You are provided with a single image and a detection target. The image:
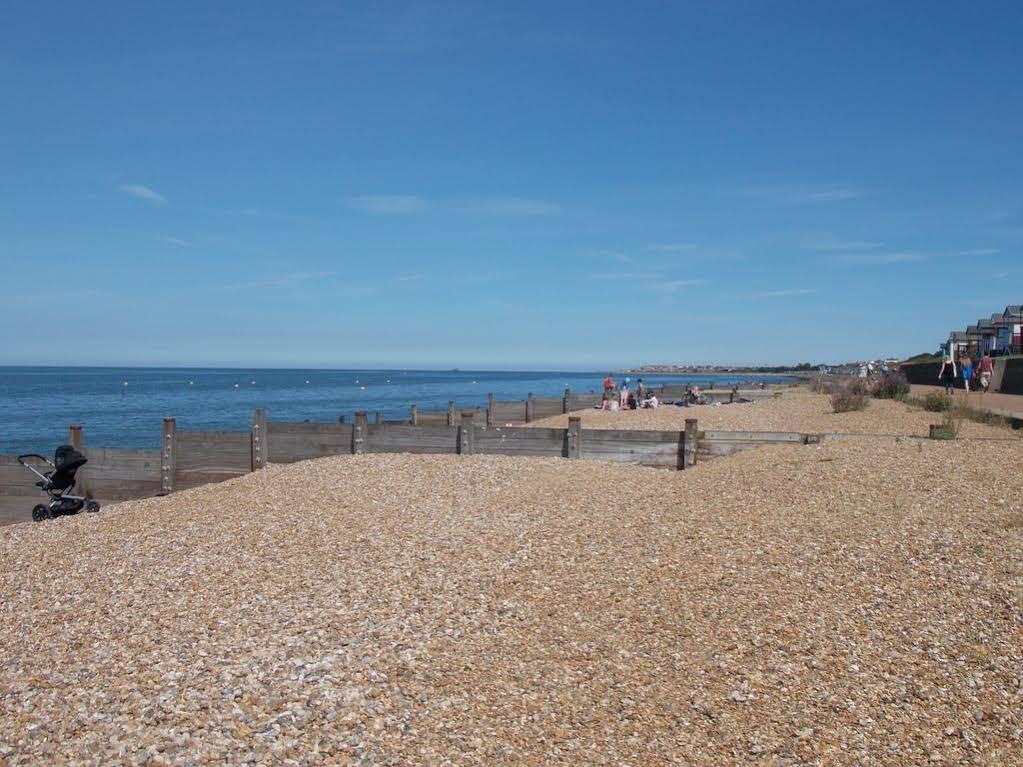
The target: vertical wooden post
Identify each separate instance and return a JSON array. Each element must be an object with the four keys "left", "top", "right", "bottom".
[
  {"left": 68, "top": 426, "right": 86, "bottom": 495},
  {"left": 338, "top": 415, "right": 346, "bottom": 424},
  {"left": 487, "top": 393, "right": 495, "bottom": 427},
  {"left": 374, "top": 411, "right": 382, "bottom": 425},
  {"left": 563, "top": 388, "right": 571, "bottom": 413},
  {"left": 526, "top": 393, "right": 535, "bottom": 423},
  {"left": 459, "top": 411, "right": 475, "bottom": 455},
  {"left": 567, "top": 416, "right": 582, "bottom": 458},
  {"left": 352, "top": 412, "right": 367, "bottom": 454},
  {"left": 409, "top": 405, "right": 417, "bottom": 426},
  {"left": 161, "top": 418, "right": 176, "bottom": 494},
  {"left": 447, "top": 401, "right": 456, "bottom": 427},
  {"left": 683, "top": 418, "right": 698, "bottom": 469},
  {"left": 252, "top": 409, "right": 268, "bottom": 470}
]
